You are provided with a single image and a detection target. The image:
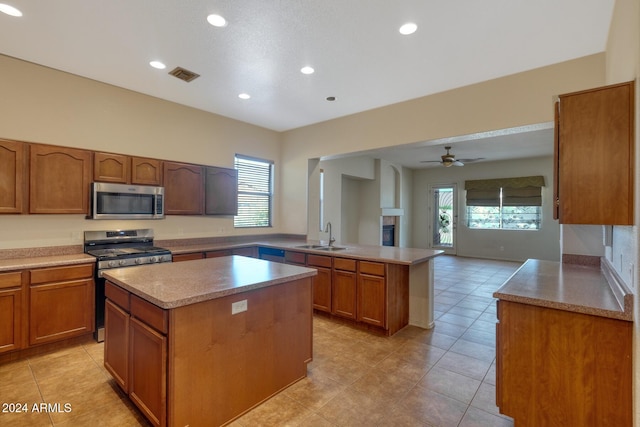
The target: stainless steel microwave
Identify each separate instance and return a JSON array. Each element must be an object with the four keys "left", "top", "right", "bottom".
[{"left": 90, "top": 183, "right": 165, "bottom": 220}]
